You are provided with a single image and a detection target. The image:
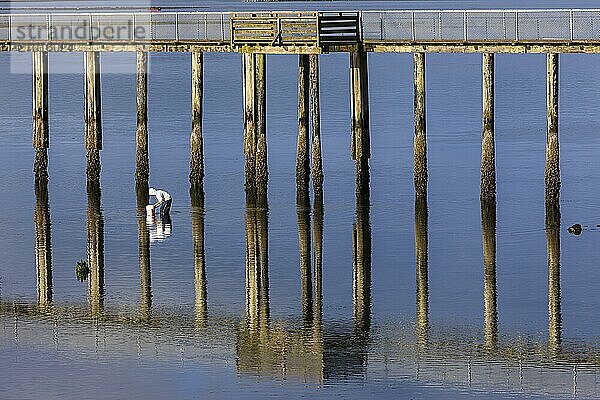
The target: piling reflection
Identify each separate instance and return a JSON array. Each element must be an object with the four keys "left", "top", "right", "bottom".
[
  {"left": 353, "top": 184, "right": 371, "bottom": 335},
  {"left": 237, "top": 195, "right": 270, "bottom": 374},
  {"left": 34, "top": 179, "right": 52, "bottom": 305},
  {"left": 415, "top": 196, "right": 429, "bottom": 347},
  {"left": 312, "top": 194, "right": 324, "bottom": 329},
  {"left": 191, "top": 186, "right": 207, "bottom": 328},
  {"left": 86, "top": 181, "right": 104, "bottom": 315},
  {"left": 481, "top": 199, "right": 498, "bottom": 350},
  {"left": 136, "top": 183, "right": 151, "bottom": 318},
  {"left": 297, "top": 195, "right": 313, "bottom": 323},
  {"left": 237, "top": 193, "right": 330, "bottom": 382},
  {"left": 244, "top": 195, "right": 270, "bottom": 332},
  {"left": 546, "top": 200, "right": 561, "bottom": 355}
]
